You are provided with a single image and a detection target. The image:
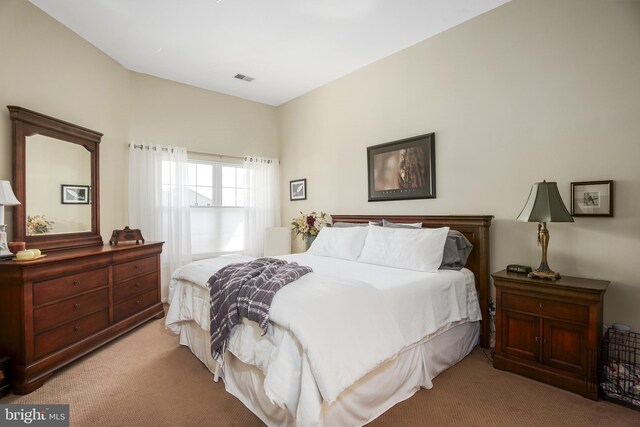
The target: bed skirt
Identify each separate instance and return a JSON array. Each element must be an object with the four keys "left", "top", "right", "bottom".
[{"left": 177, "top": 320, "right": 479, "bottom": 427}]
